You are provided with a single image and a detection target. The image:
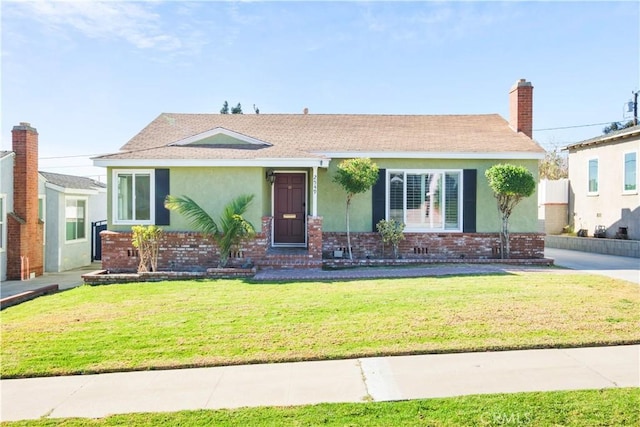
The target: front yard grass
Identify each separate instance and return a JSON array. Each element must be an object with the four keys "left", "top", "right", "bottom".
[
  {"left": 2, "top": 388, "right": 638, "bottom": 426},
  {"left": 2, "top": 272, "right": 639, "bottom": 378}
]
